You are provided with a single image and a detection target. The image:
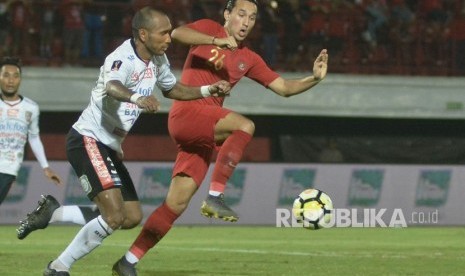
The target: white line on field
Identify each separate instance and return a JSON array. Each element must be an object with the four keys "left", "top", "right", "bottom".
[{"left": 144, "top": 246, "right": 465, "bottom": 260}]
